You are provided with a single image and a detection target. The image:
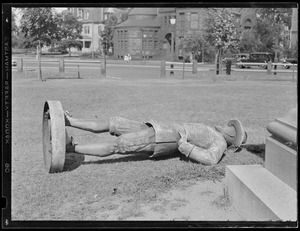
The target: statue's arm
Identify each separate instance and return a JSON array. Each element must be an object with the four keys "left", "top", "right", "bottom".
[{"left": 178, "top": 138, "right": 227, "bottom": 165}]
